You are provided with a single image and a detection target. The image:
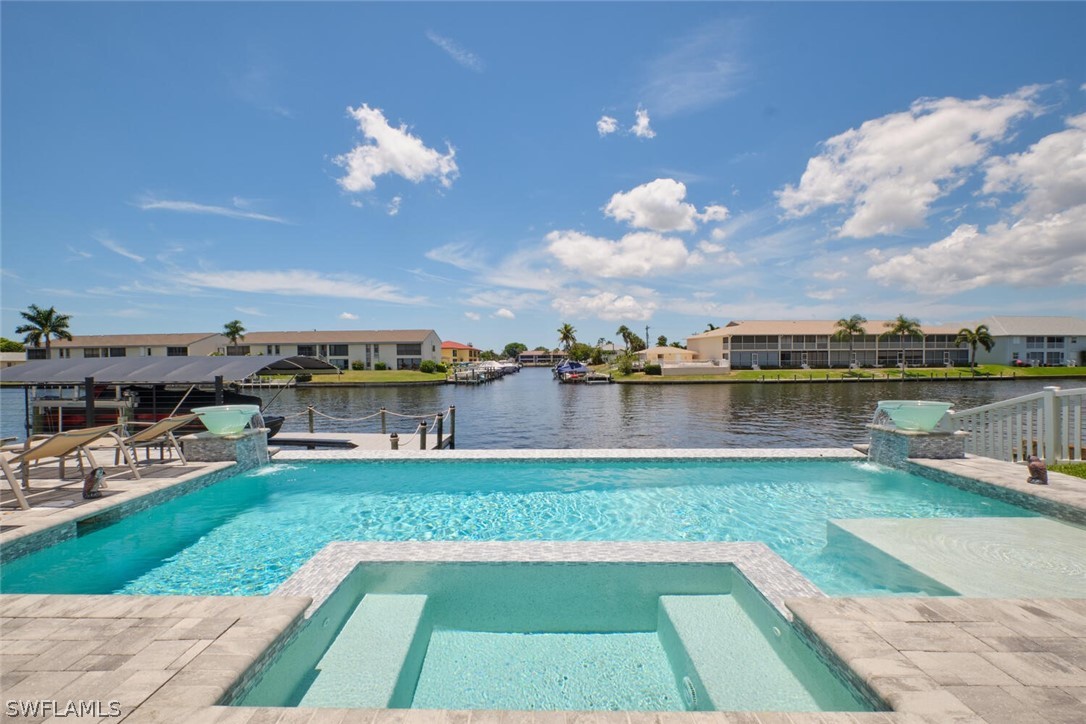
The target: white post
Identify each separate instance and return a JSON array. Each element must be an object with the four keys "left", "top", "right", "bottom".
[{"left": 1042, "top": 386, "right": 1060, "bottom": 465}]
